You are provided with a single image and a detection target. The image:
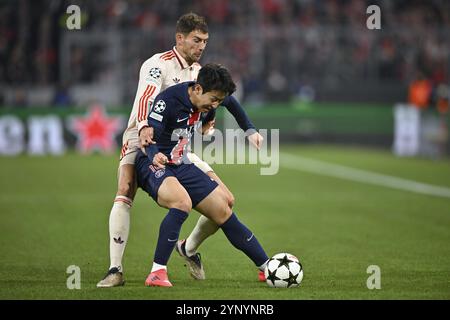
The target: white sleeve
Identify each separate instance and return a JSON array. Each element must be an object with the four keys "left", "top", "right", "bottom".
[{"left": 135, "top": 57, "right": 165, "bottom": 133}]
